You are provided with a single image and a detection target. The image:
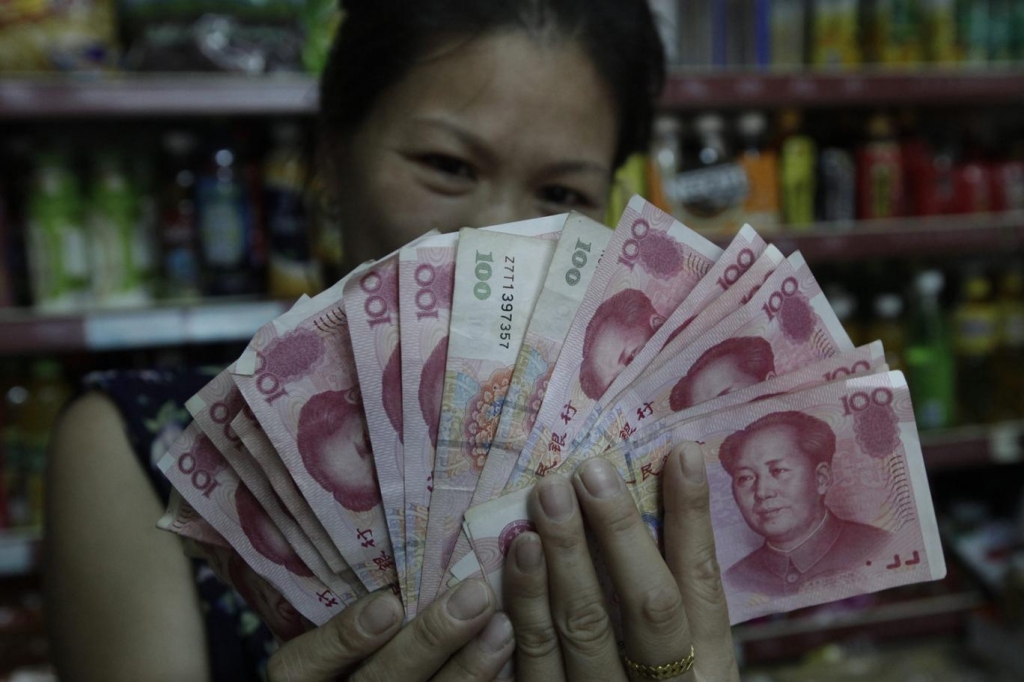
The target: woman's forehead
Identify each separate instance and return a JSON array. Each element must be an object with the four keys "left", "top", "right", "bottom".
[{"left": 369, "top": 31, "right": 616, "bottom": 159}]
